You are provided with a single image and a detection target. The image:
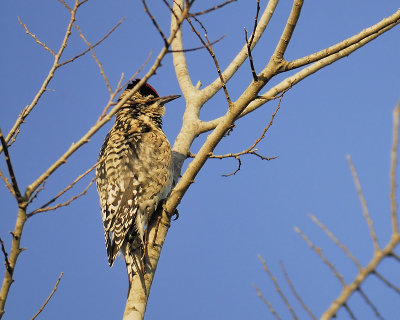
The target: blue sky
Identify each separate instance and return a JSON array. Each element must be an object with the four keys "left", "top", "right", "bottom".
[{"left": 1, "top": 1, "right": 400, "bottom": 319}]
